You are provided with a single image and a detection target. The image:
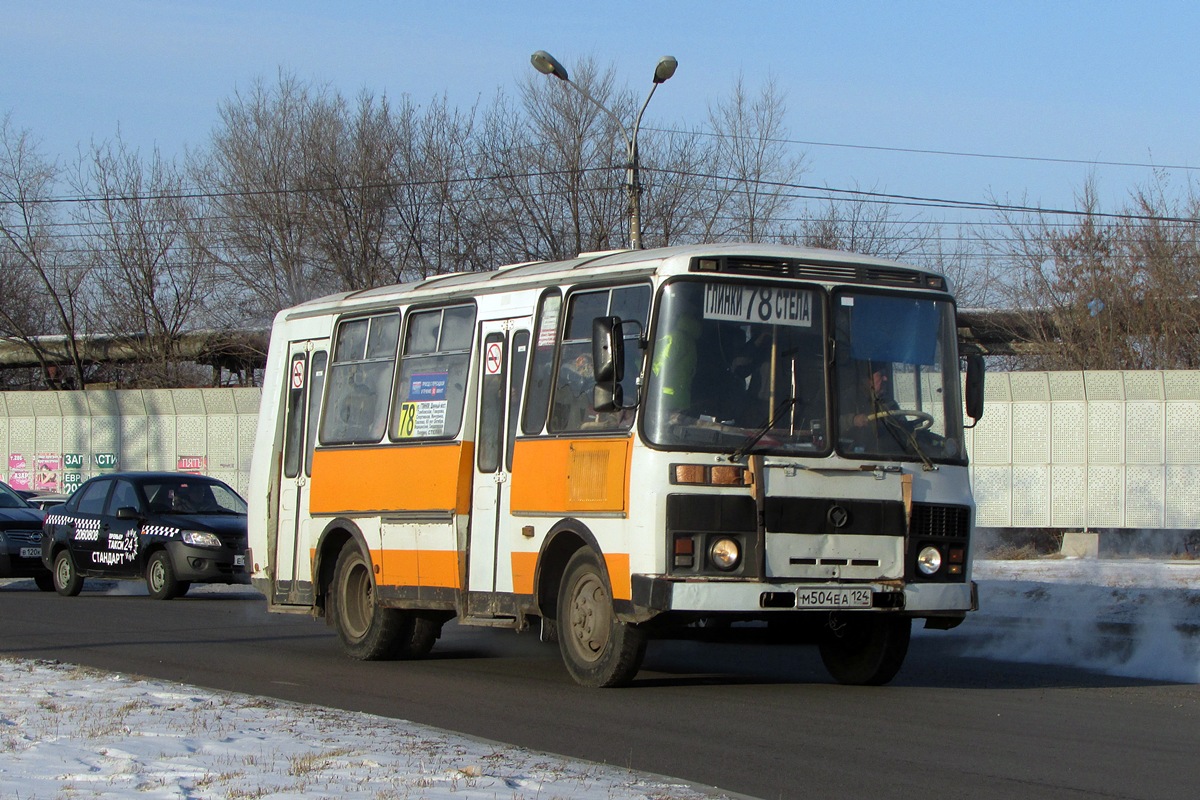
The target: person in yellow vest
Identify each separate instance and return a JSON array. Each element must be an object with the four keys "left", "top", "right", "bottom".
[{"left": 651, "top": 313, "right": 702, "bottom": 417}]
